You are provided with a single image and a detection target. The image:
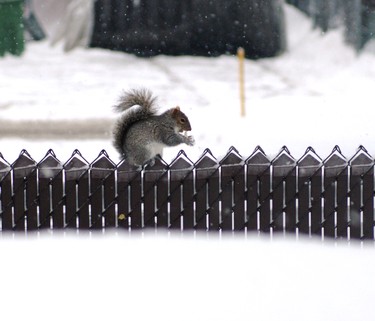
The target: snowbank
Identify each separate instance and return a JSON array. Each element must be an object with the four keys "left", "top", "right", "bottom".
[{"left": 1, "top": 232, "right": 374, "bottom": 321}]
